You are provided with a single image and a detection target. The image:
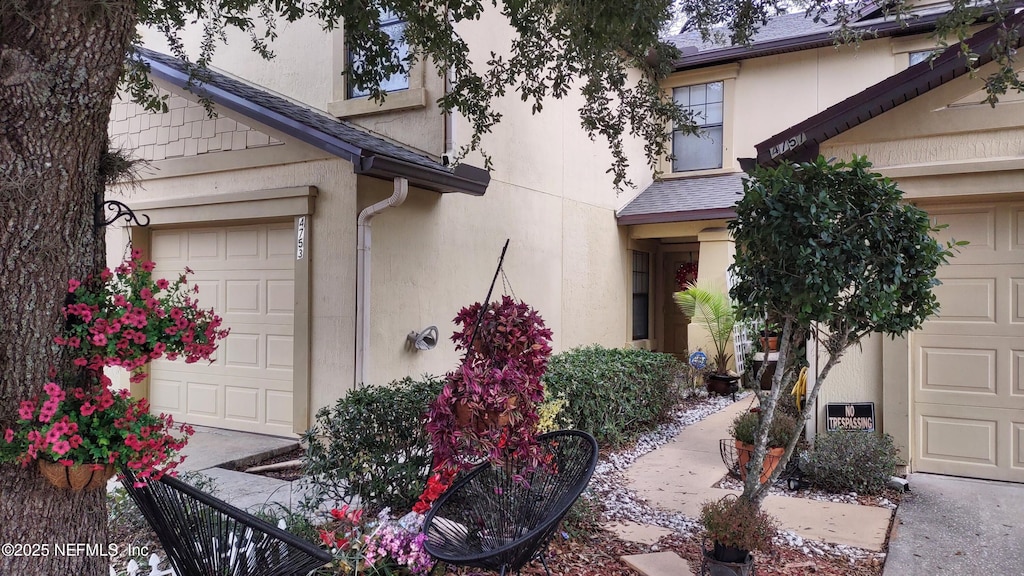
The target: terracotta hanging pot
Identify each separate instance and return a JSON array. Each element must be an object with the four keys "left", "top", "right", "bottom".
[
  {"left": 37, "top": 460, "right": 116, "bottom": 491},
  {"left": 454, "top": 396, "right": 519, "bottom": 433}
]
